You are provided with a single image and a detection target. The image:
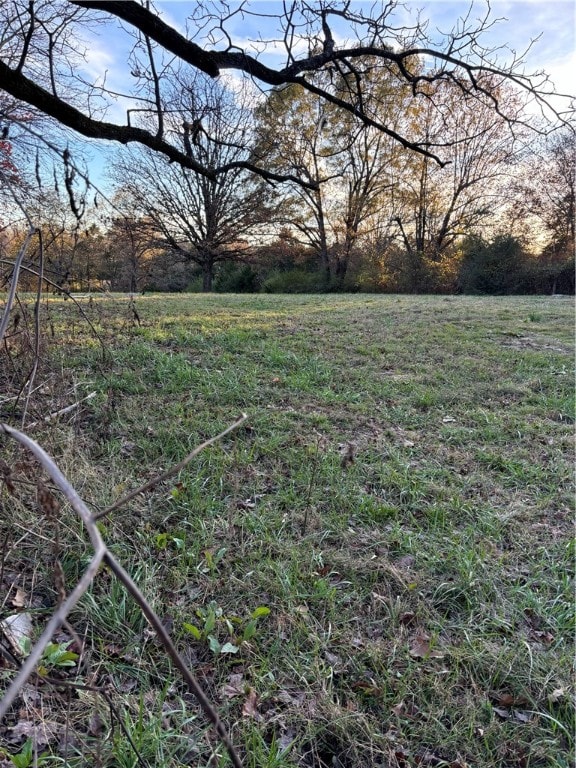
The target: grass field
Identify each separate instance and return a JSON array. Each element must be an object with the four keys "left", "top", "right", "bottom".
[{"left": 1, "top": 293, "right": 574, "bottom": 768}]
